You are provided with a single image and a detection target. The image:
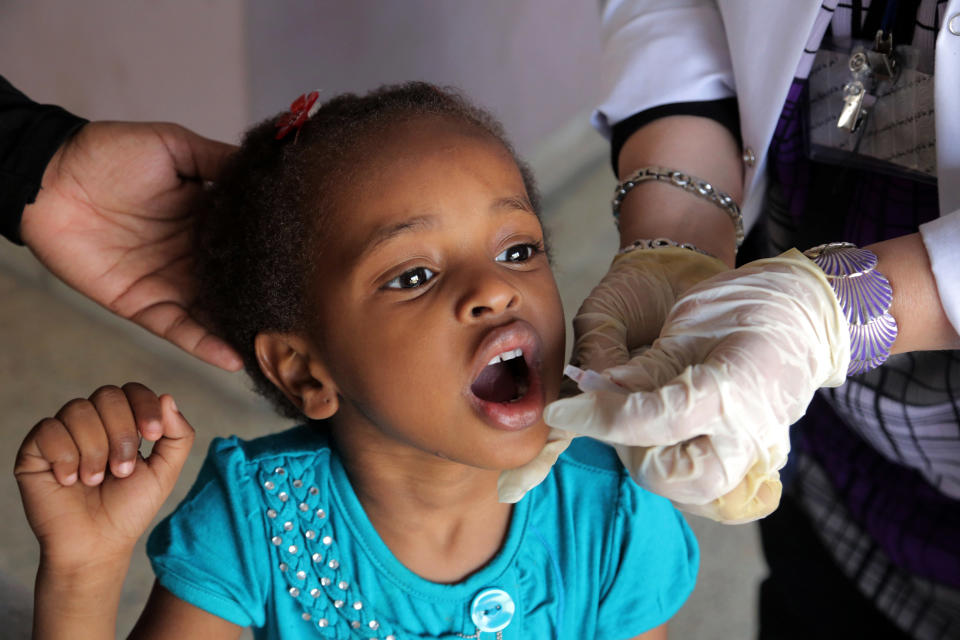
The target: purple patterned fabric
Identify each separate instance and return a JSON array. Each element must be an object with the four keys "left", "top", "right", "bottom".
[
  {"left": 797, "top": 398, "right": 960, "bottom": 588},
  {"left": 769, "top": 81, "right": 814, "bottom": 221}
]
